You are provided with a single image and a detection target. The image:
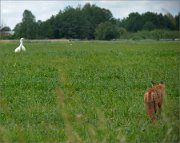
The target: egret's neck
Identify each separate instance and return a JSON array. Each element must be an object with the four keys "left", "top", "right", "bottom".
[{"left": 20, "top": 39, "right": 23, "bottom": 44}]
